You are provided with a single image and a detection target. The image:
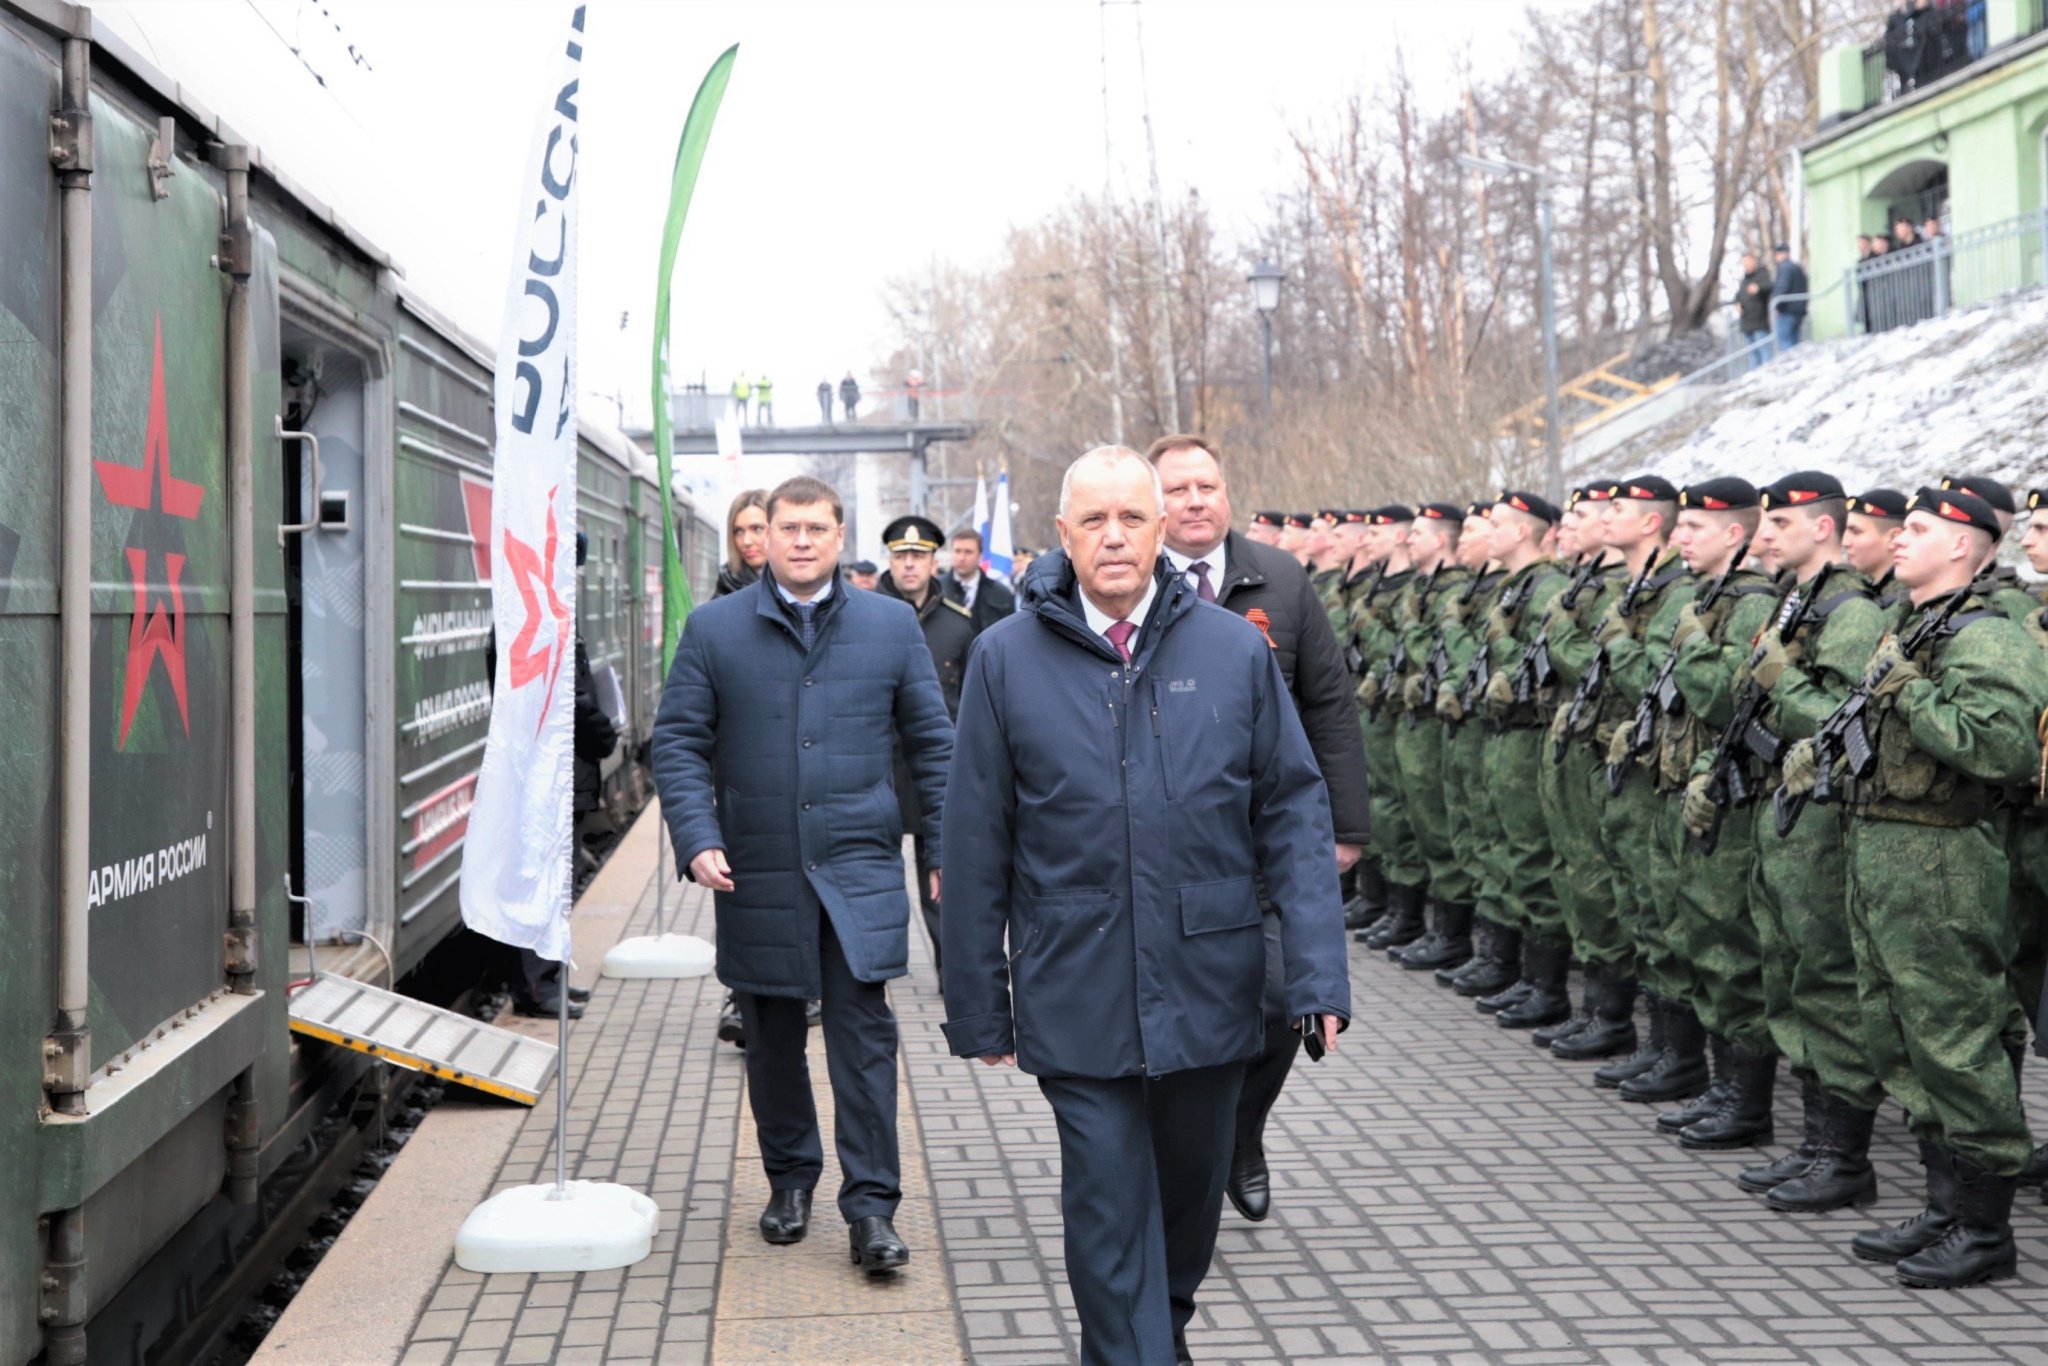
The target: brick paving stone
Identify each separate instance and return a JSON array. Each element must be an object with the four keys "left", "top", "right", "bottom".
[{"left": 389, "top": 827, "right": 2048, "bottom": 1364}]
